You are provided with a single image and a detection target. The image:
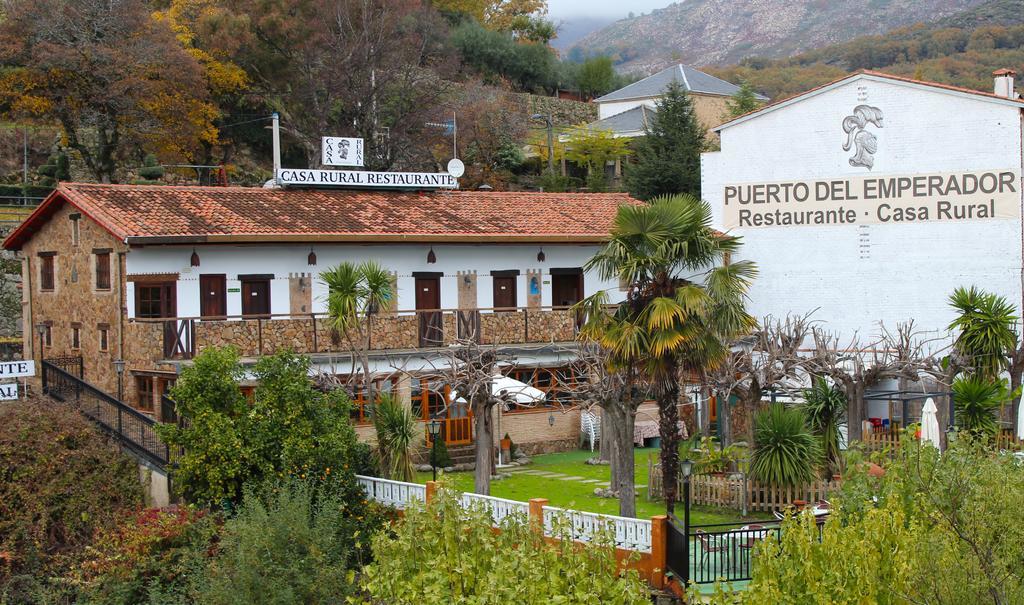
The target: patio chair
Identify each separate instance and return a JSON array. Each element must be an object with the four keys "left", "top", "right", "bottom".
[
  {"left": 736, "top": 524, "right": 765, "bottom": 566},
  {"left": 695, "top": 530, "right": 730, "bottom": 573}
]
